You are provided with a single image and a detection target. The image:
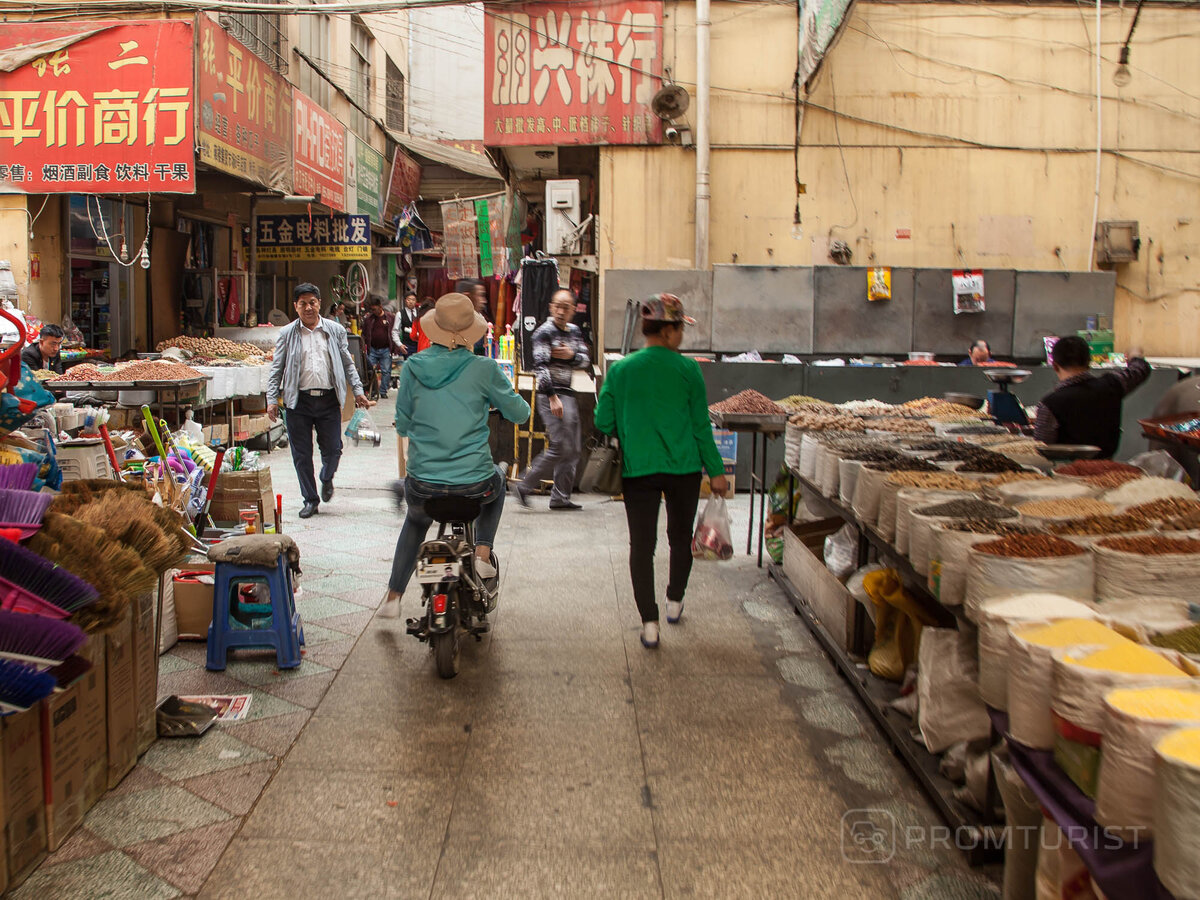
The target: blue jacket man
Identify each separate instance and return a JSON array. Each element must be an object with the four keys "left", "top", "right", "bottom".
[{"left": 267, "top": 282, "right": 368, "bottom": 518}]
